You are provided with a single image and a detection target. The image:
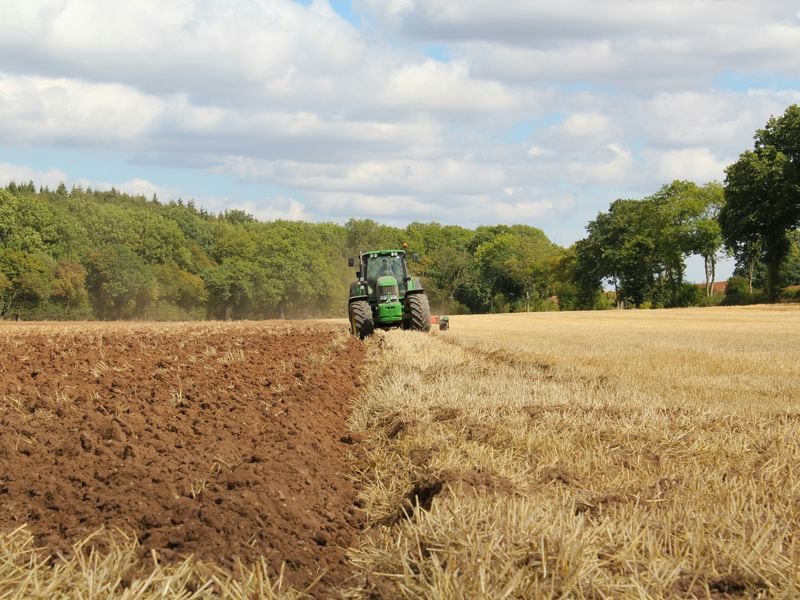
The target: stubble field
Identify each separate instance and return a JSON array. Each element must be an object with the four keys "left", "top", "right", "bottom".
[
  {"left": 352, "top": 305, "right": 800, "bottom": 598},
  {"left": 1, "top": 306, "right": 799, "bottom": 598}
]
